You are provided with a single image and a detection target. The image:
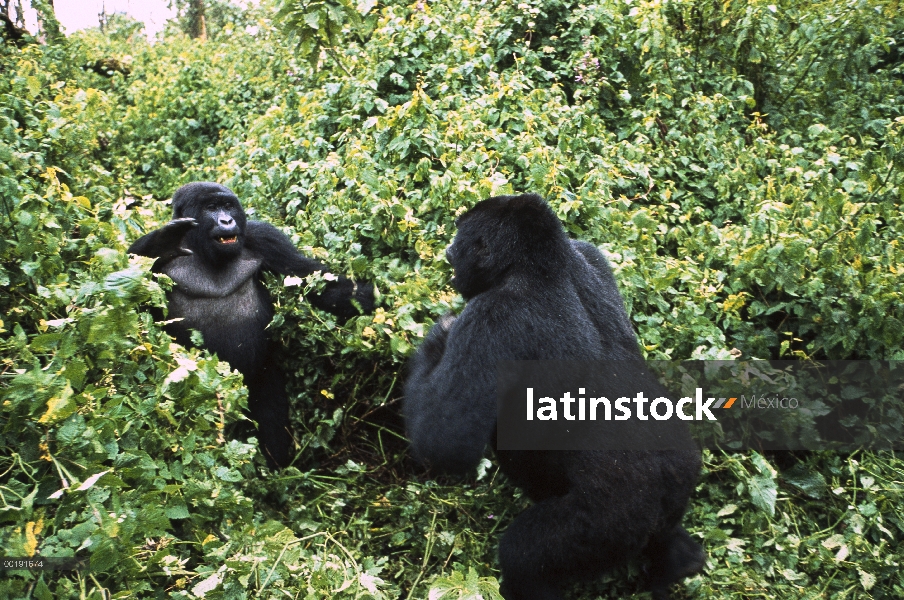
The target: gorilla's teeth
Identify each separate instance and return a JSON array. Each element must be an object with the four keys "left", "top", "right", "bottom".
[{"left": 218, "top": 237, "right": 238, "bottom": 244}]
